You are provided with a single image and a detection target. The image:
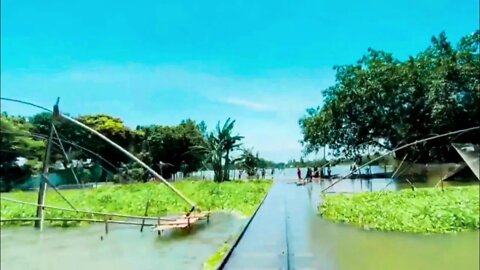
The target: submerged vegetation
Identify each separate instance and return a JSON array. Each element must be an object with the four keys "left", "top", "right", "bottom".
[
  {"left": 319, "top": 186, "right": 480, "bottom": 233},
  {"left": 0, "top": 180, "right": 272, "bottom": 227},
  {"left": 203, "top": 243, "right": 231, "bottom": 270}
]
